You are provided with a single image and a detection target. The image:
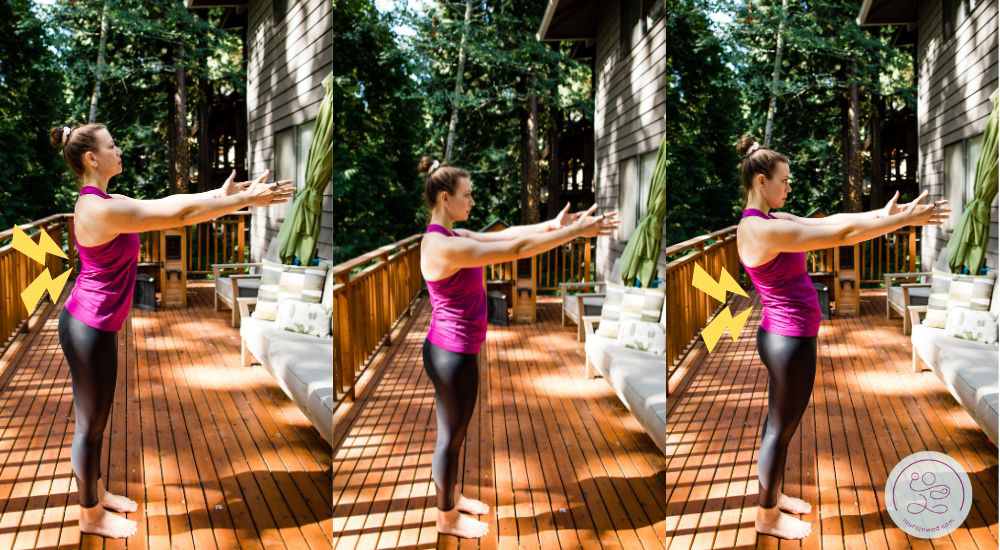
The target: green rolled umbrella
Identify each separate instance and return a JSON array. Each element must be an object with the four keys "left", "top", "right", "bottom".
[
  {"left": 946, "top": 90, "right": 998, "bottom": 275},
  {"left": 620, "top": 137, "right": 666, "bottom": 287},
  {"left": 278, "top": 73, "right": 334, "bottom": 265}
]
